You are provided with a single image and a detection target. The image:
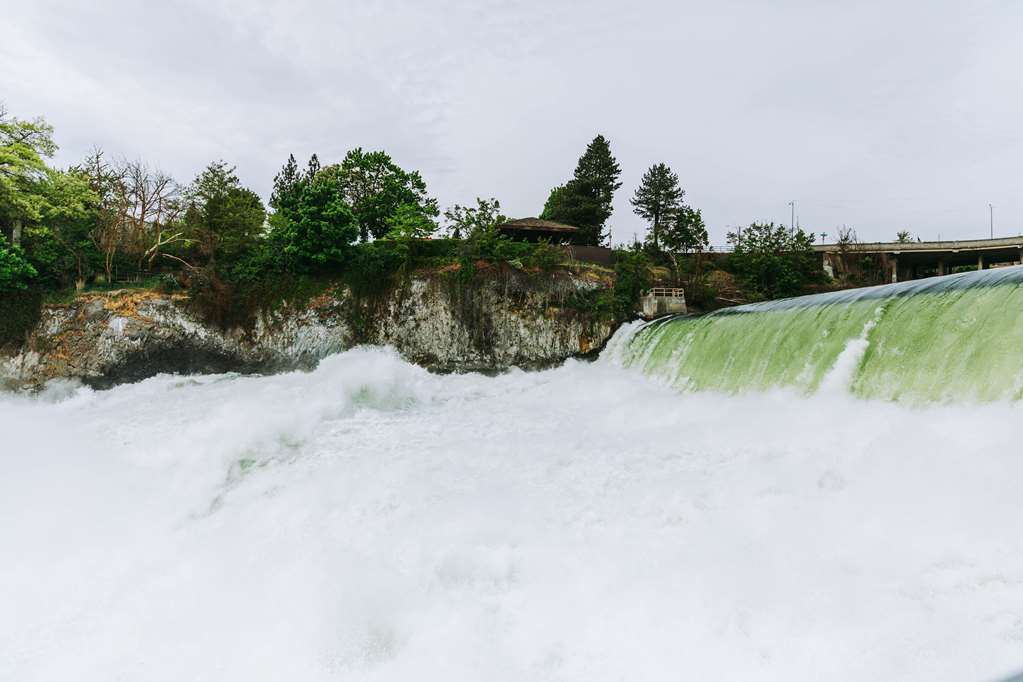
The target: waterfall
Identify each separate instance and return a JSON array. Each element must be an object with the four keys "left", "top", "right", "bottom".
[{"left": 619, "top": 266, "right": 1023, "bottom": 403}]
